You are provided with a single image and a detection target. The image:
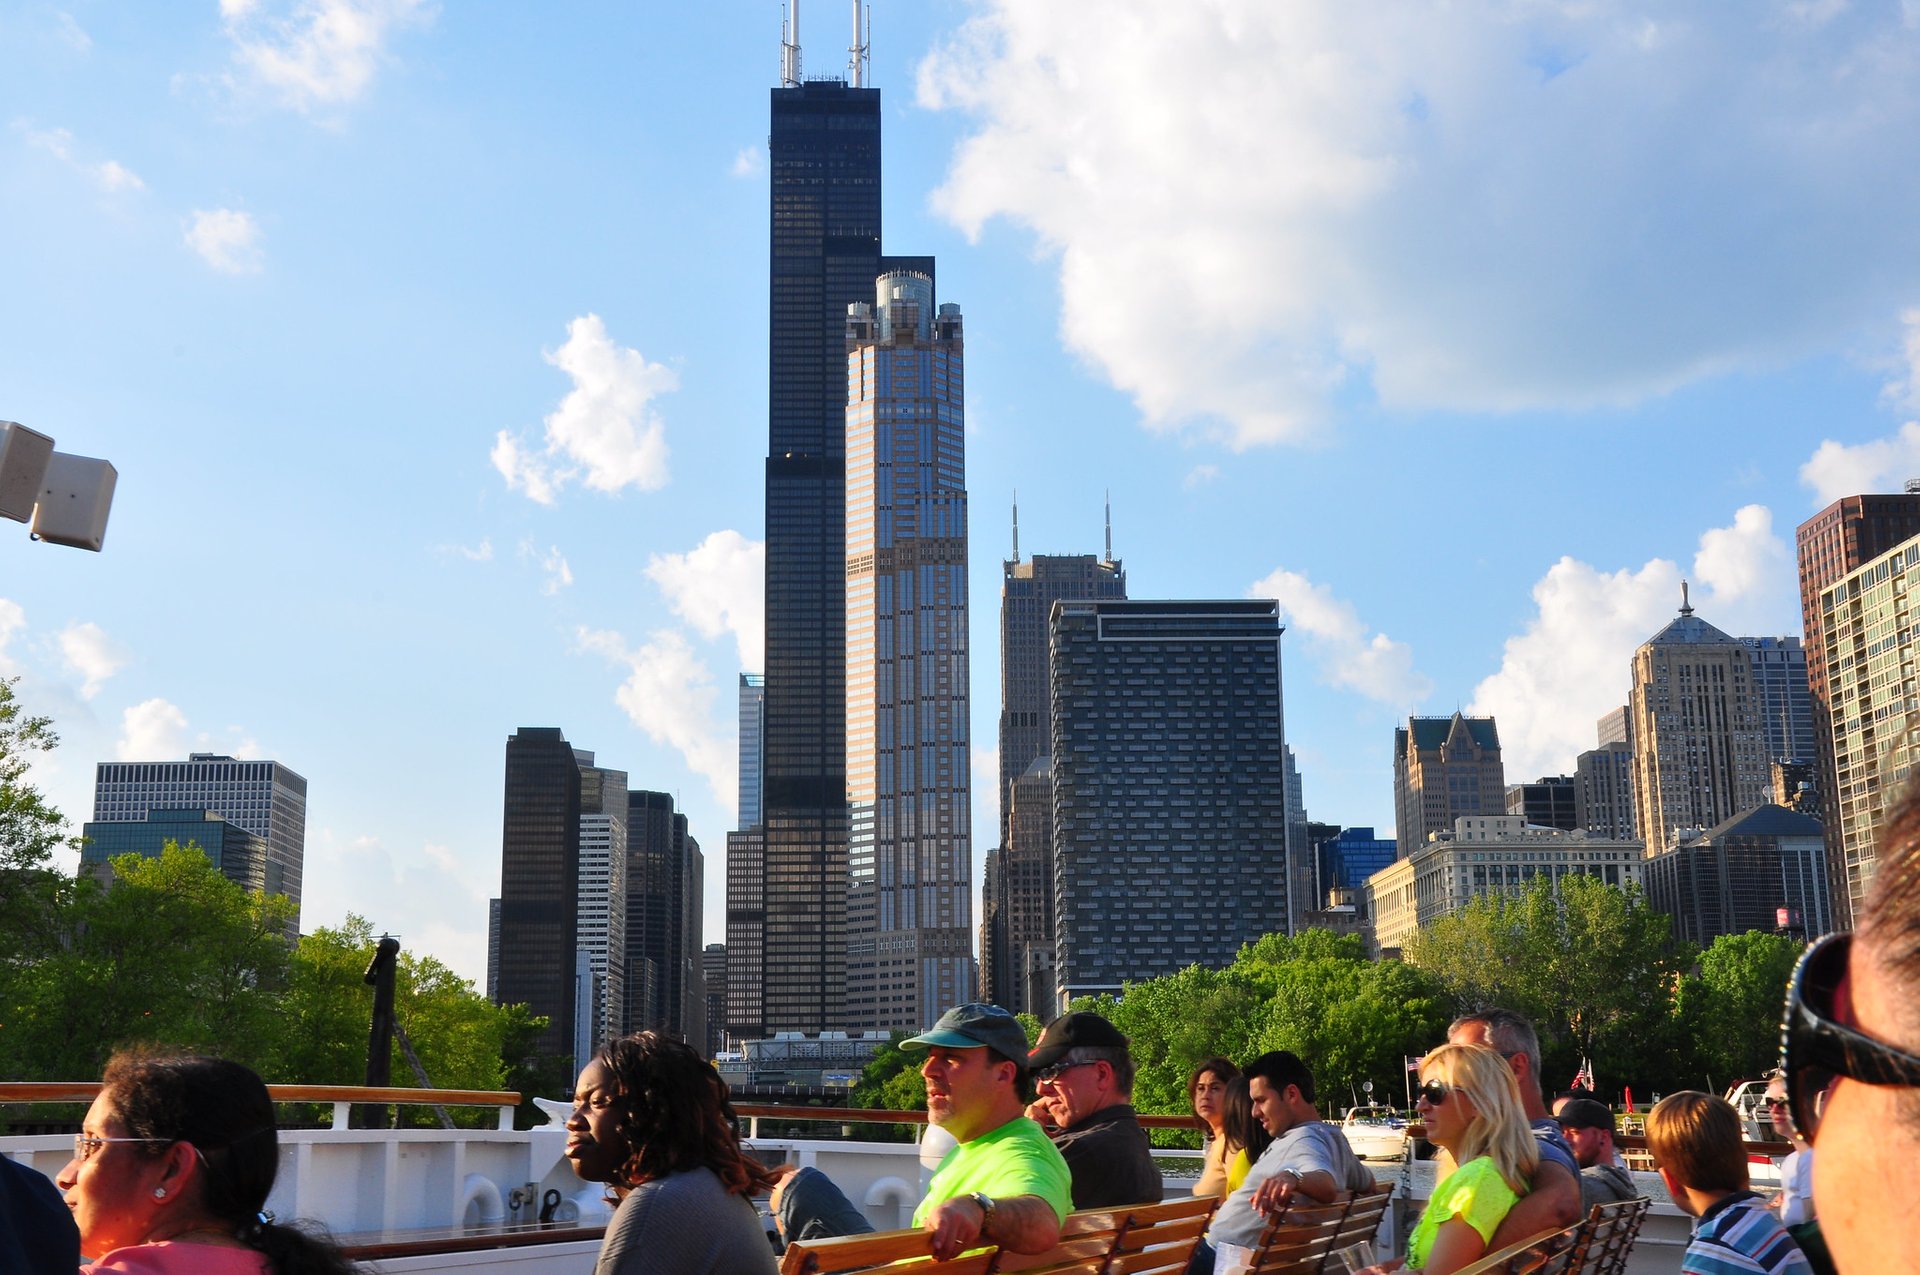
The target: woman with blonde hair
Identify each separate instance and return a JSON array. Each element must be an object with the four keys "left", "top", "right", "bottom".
[{"left": 1363, "top": 1043, "right": 1538, "bottom": 1275}]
